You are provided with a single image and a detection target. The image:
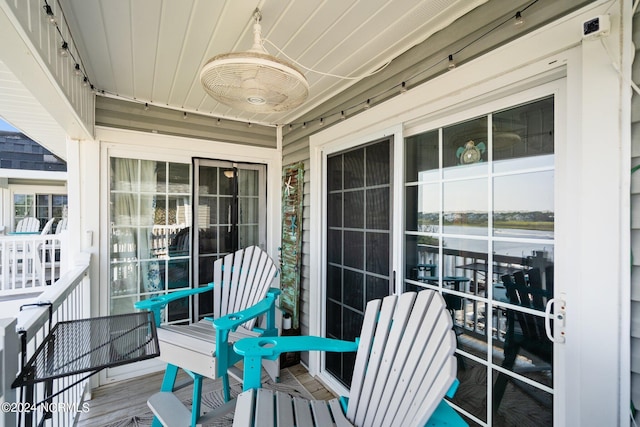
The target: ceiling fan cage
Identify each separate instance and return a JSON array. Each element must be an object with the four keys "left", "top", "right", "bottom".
[{"left": 199, "top": 10, "right": 309, "bottom": 114}]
